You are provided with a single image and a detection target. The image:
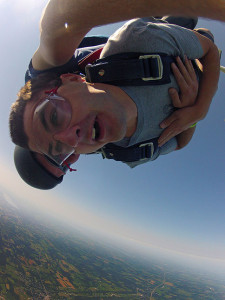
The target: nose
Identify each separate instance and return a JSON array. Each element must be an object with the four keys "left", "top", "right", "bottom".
[{"left": 53, "top": 125, "right": 80, "bottom": 147}]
